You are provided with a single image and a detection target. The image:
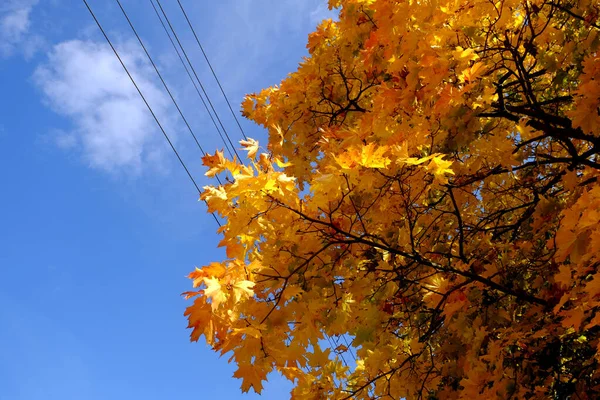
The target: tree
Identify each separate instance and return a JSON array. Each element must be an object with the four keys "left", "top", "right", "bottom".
[{"left": 184, "top": 0, "right": 600, "bottom": 398}]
